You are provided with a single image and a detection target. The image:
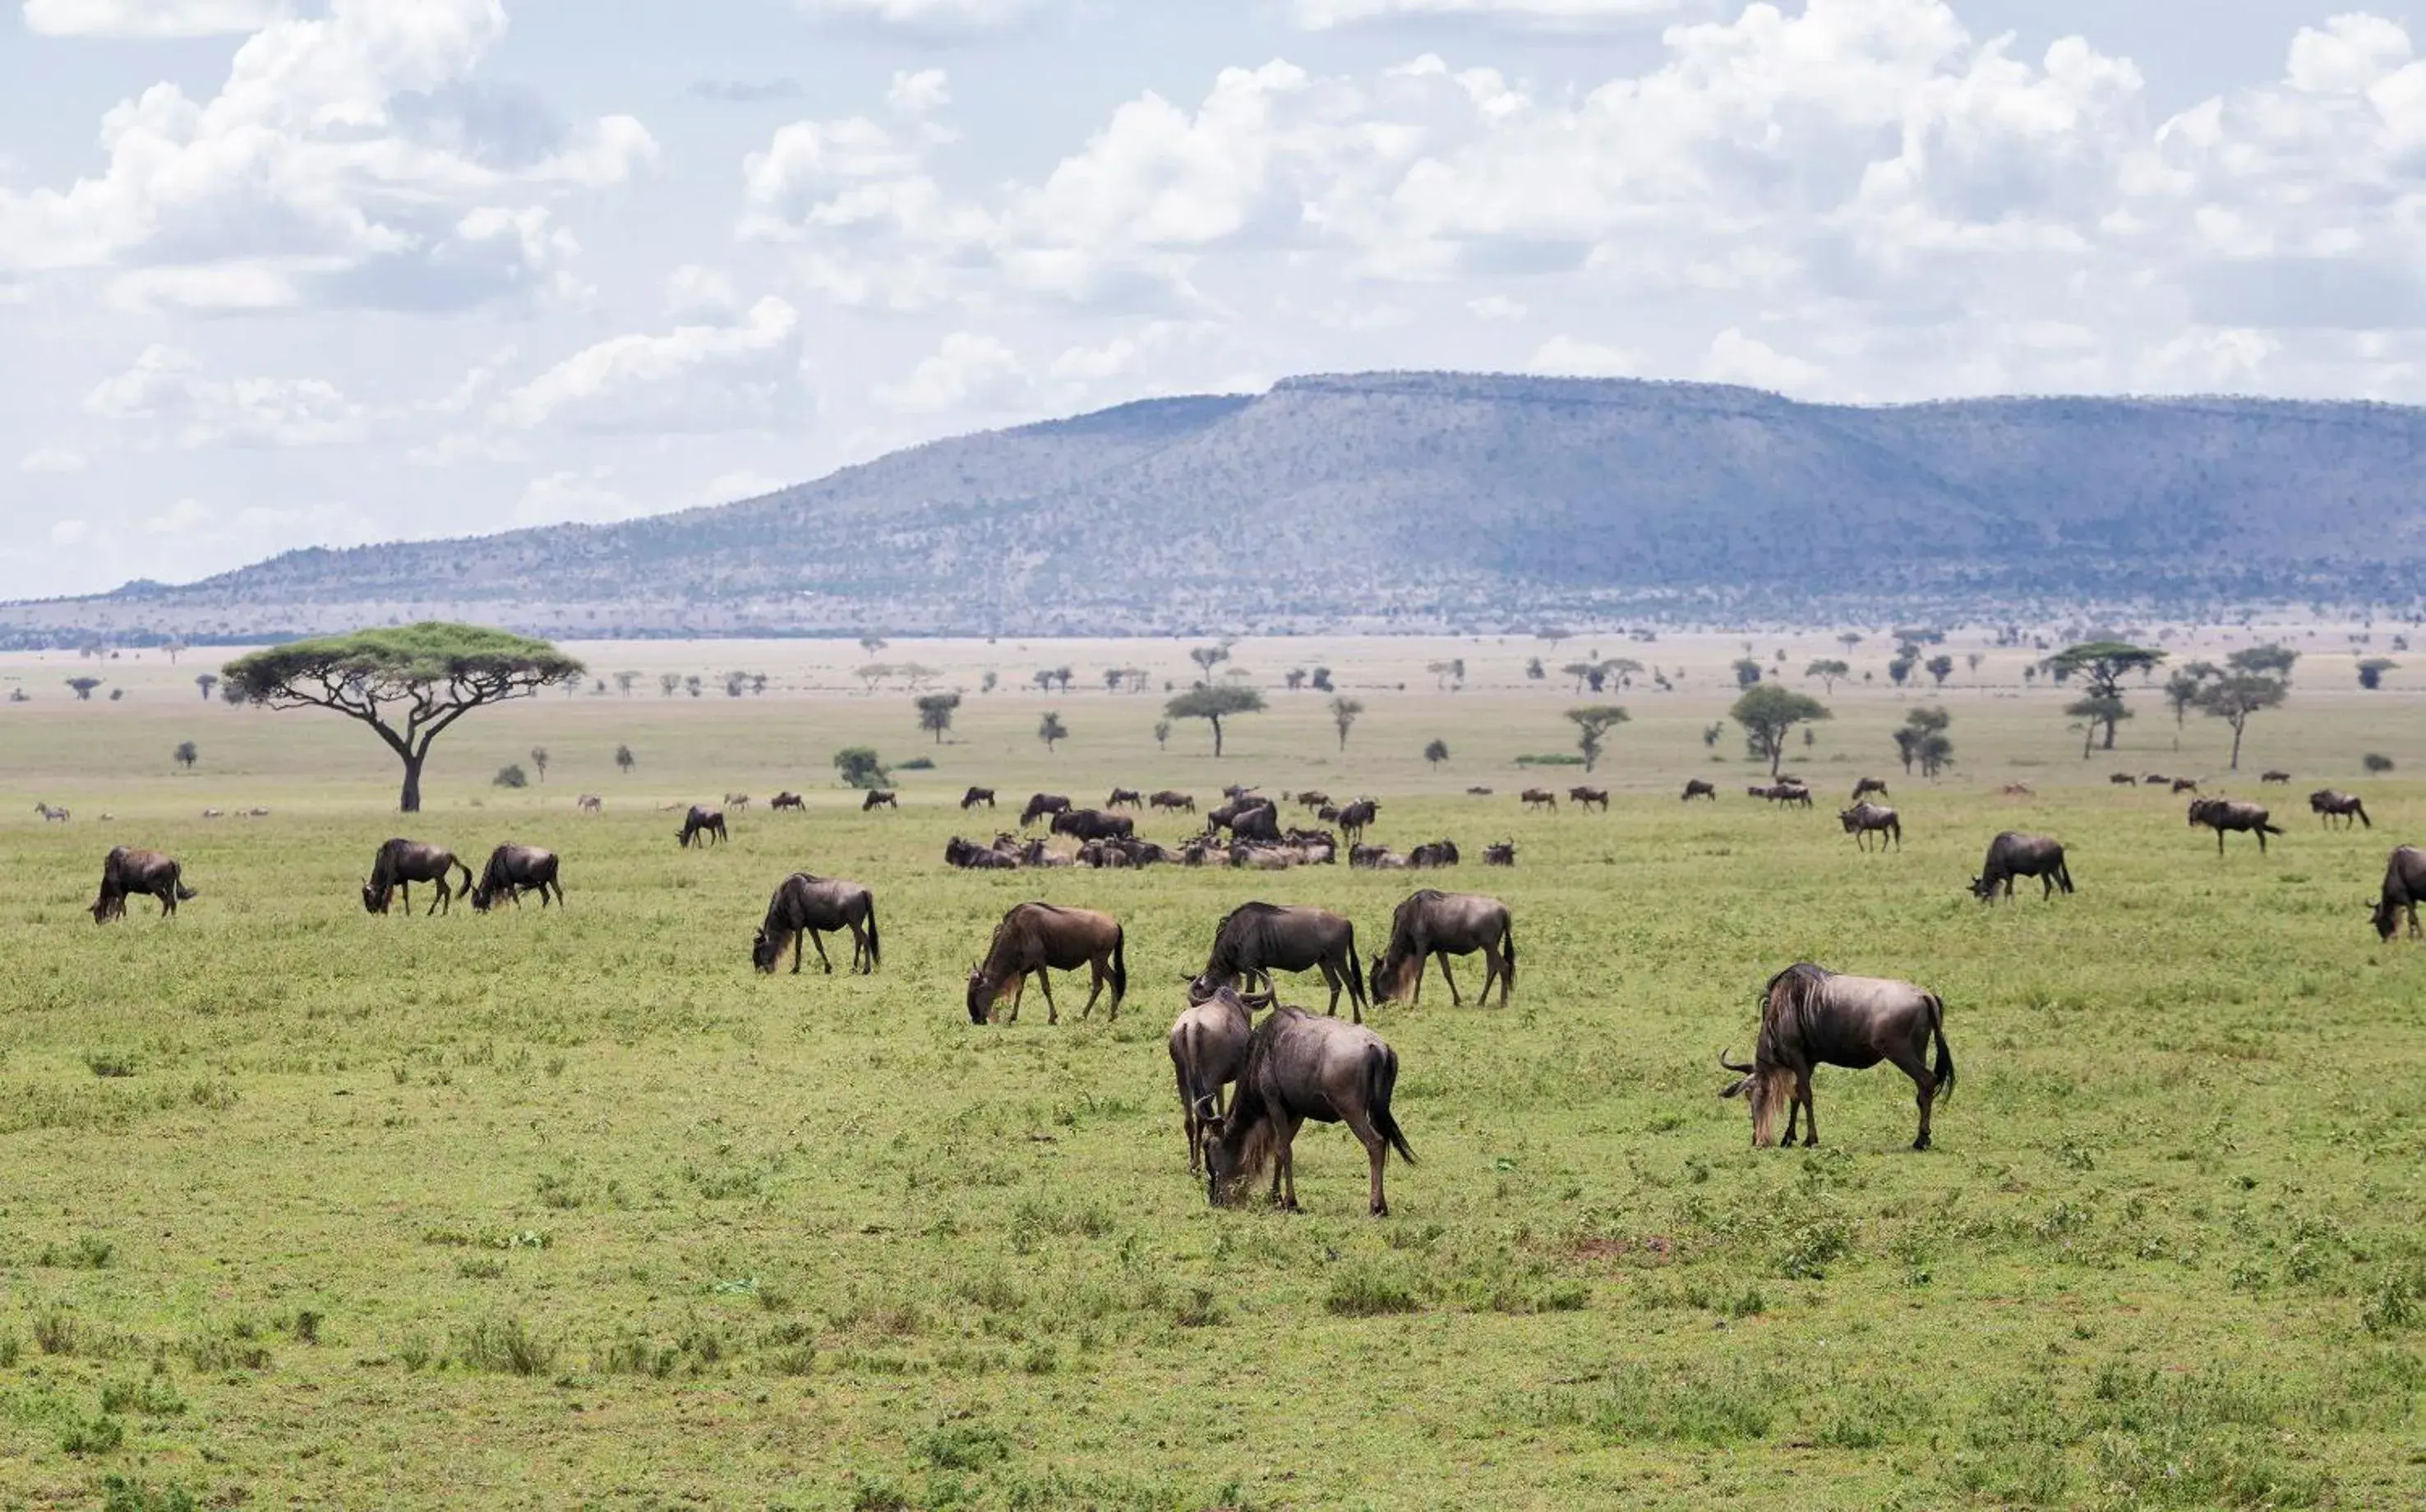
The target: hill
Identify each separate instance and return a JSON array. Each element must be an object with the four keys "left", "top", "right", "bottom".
[{"left": 8, "top": 372, "right": 2424, "bottom": 643}]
